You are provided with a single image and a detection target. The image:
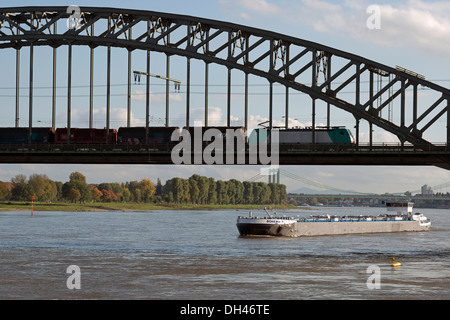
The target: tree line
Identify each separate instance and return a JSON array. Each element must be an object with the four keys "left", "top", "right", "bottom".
[{"left": 0, "top": 172, "right": 287, "bottom": 205}]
